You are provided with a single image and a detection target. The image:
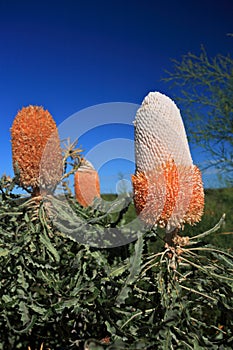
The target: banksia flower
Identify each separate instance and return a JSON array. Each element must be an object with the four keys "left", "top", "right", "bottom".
[
  {"left": 132, "top": 92, "right": 204, "bottom": 232},
  {"left": 11, "top": 105, "right": 63, "bottom": 196},
  {"left": 74, "top": 159, "right": 100, "bottom": 207}
]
